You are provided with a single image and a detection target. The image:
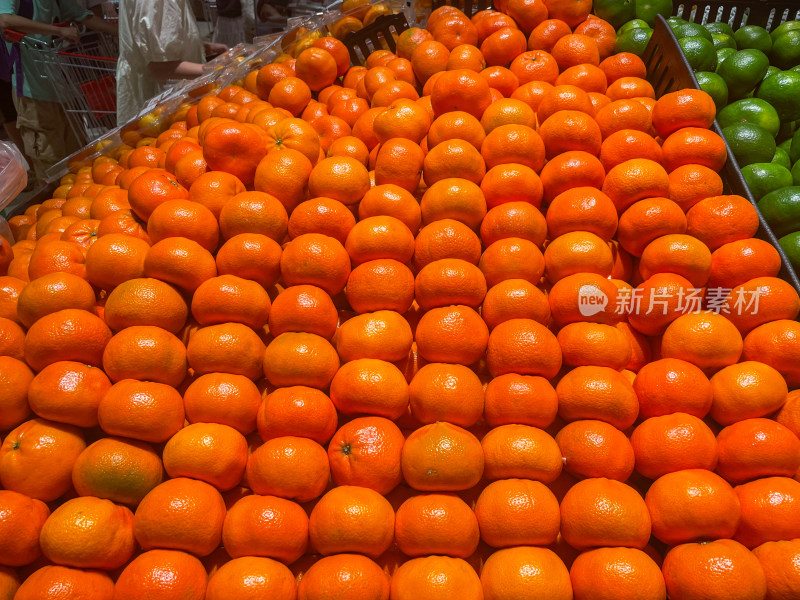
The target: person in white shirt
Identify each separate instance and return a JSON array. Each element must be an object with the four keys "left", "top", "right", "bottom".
[{"left": 116, "top": 0, "right": 225, "bottom": 124}]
